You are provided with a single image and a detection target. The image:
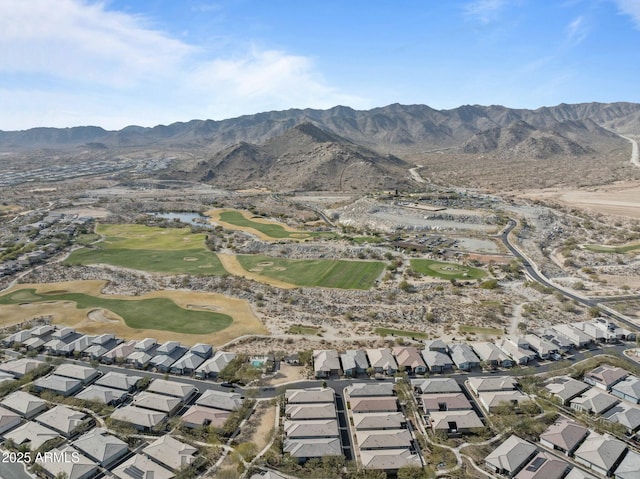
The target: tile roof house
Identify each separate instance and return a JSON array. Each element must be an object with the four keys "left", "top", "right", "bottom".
[
  {"left": 485, "top": 435, "right": 538, "bottom": 477},
  {"left": 614, "top": 449, "right": 640, "bottom": 479},
  {"left": 603, "top": 402, "right": 640, "bottom": 434},
  {"left": 112, "top": 453, "right": 175, "bottom": 479},
  {"left": 1, "top": 390, "right": 48, "bottom": 418},
  {"left": 545, "top": 377, "right": 591, "bottom": 405},
  {"left": 285, "top": 388, "right": 335, "bottom": 404},
  {"left": 110, "top": 405, "right": 167, "bottom": 431},
  {"left": 412, "top": 377, "right": 461, "bottom": 394},
  {"left": 514, "top": 452, "right": 570, "bottom": 479},
  {"left": 392, "top": 346, "right": 427, "bottom": 374},
  {"left": 54, "top": 363, "right": 101, "bottom": 384},
  {"left": 133, "top": 392, "right": 182, "bottom": 416},
  {"left": 611, "top": 375, "right": 640, "bottom": 404},
  {"left": 190, "top": 343, "right": 213, "bottom": 359},
  {"left": 72, "top": 428, "right": 129, "bottom": 468},
  {"left": 5, "top": 421, "right": 60, "bottom": 451},
  {"left": 126, "top": 350, "right": 153, "bottom": 369},
  {"left": 347, "top": 382, "right": 395, "bottom": 398},
  {"left": 286, "top": 403, "right": 337, "bottom": 421},
  {"left": 196, "top": 389, "right": 244, "bottom": 411},
  {"left": 424, "top": 339, "right": 448, "bottom": 352},
  {"left": 340, "top": 350, "right": 369, "bottom": 377},
  {"left": 135, "top": 338, "right": 158, "bottom": 352},
  {"left": 147, "top": 379, "right": 197, "bottom": 402},
  {"left": 143, "top": 435, "right": 197, "bottom": 471},
  {"left": 478, "top": 391, "right": 531, "bottom": 413},
  {"left": 472, "top": 342, "right": 513, "bottom": 368},
  {"left": 283, "top": 437, "right": 342, "bottom": 462},
  {"left": 0, "top": 358, "right": 46, "bottom": 378},
  {"left": 180, "top": 405, "right": 230, "bottom": 429},
  {"left": 95, "top": 371, "right": 143, "bottom": 392},
  {"left": 34, "top": 404, "right": 89, "bottom": 438},
  {"left": 284, "top": 419, "right": 340, "bottom": 439},
  {"left": 449, "top": 344, "right": 481, "bottom": 371},
  {"left": 421, "top": 393, "right": 472, "bottom": 413},
  {"left": 100, "top": 340, "right": 137, "bottom": 364},
  {"left": 584, "top": 365, "right": 628, "bottom": 391},
  {"left": 496, "top": 338, "right": 536, "bottom": 365},
  {"left": 350, "top": 397, "right": 398, "bottom": 414},
  {"left": 74, "top": 385, "right": 128, "bottom": 405},
  {"left": 421, "top": 350, "right": 454, "bottom": 373},
  {"left": 467, "top": 376, "right": 518, "bottom": 396},
  {"left": 156, "top": 341, "right": 182, "bottom": 354},
  {"left": 313, "top": 350, "right": 341, "bottom": 378},
  {"left": 366, "top": 348, "right": 398, "bottom": 375},
  {"left": 0, "top": 406, "right": 21, "bottom": 434},
  {"left": 360, "top": 448, "right": 421, "bottom": 471},
  {"left": 551, "top": 324, "right": 592, "bottom": 348},
  {"left": 524, "top": 334, "right": 558, "bottom": 360},
  {"left": 195, "top": 351, "right": 236, "bottom": 379},
  {"left": 570, "top": 389, "right": 619, "bottom": 415},
  {"left": 33, "top": 374, "right": 83, "bottom": 397},
  {"left": 565, "top": 467, "right": 599, "bottom": 479},
  {"left": 540, "top": 419, "right": 589, "bottom": 456},
  {"left": 36, "top": 445, "right": 98, "bottom": 479},
  {"left": 574, "top": 433, "right": 627, "bottom": 477},
  {"left": 352, "top": 412, "right": 405, "bottom": 430},
  {"left": 62, "top": 335, "right": 96, "bottom": 355},
  {"left": 429, "top": 410, "right": 484, "bottom": 434},
  {"left": 170, "top": 352, "right": 206, "bottom": 375},
  {"left": 356, "top": 429, "right": 412, "bottom": 450}
]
